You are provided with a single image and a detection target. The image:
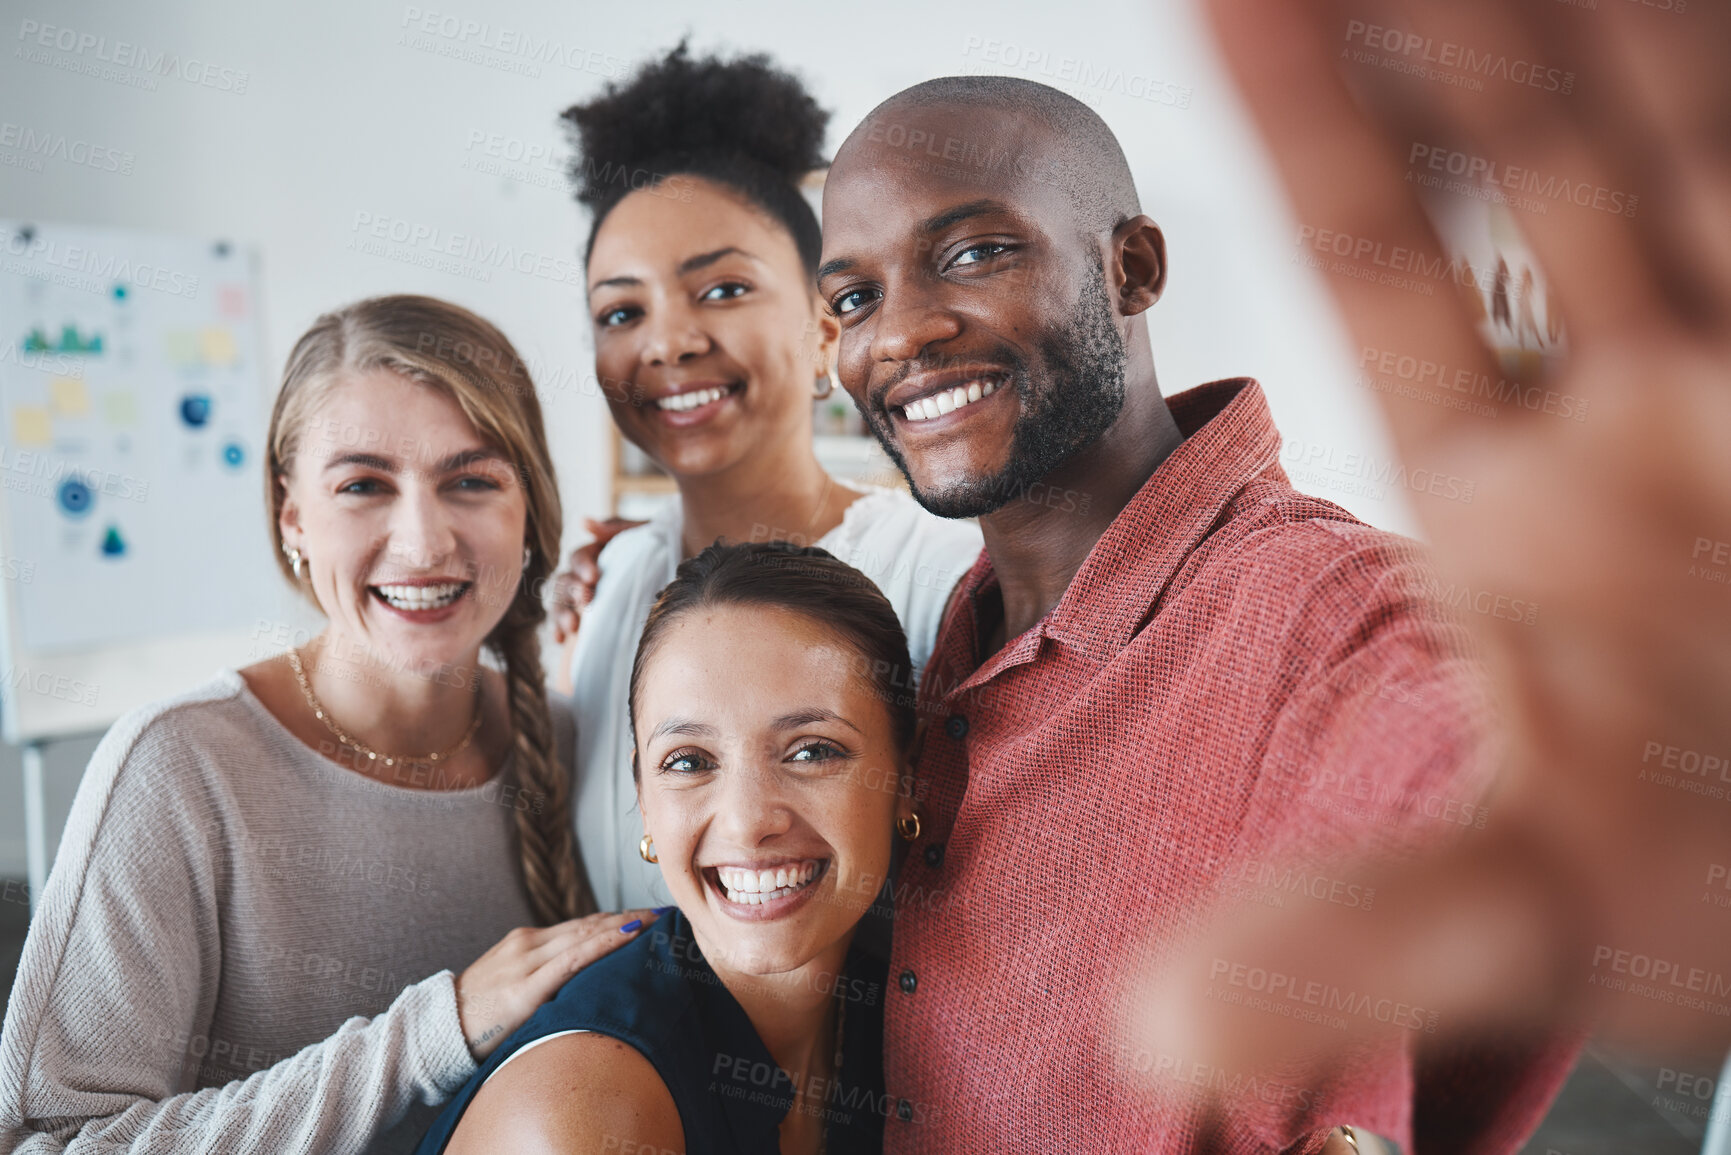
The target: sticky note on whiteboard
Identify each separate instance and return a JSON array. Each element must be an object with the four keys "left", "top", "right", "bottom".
[
  {"left": 217, "top": 283, "right": 249, "bottom": 318},
  {"left": 103, "top": 391, "right": 138, "bottom": 426},
  {"left": 51, "top": 377, "right": 90, "bottom": 416},
  {"left": 164, "top": 330, "right": 199, "bottom": 366},
  {"left": 200, "top": 327, "right": 238, "bottom": 367},
  {"left": 12, "top": 405, "right": 51, "bottom": 446}
]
